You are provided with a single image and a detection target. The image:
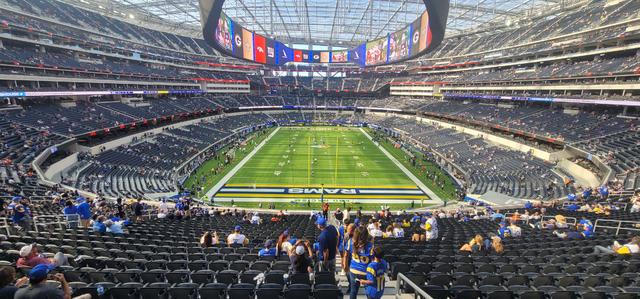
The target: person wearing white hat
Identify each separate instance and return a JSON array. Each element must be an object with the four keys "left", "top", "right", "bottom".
[
  {"left": 290, "top": 240, "right": 313, "bottom": 274},
  {"left": 16, "top": 244, "right": 68, "bottom": 268}
]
